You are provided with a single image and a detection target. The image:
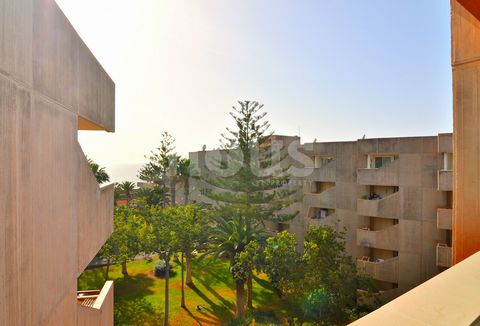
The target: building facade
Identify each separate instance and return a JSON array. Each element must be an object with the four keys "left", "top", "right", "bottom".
[
  {"left": 190, "top": 133, "right": 453, "bottom": 303},
  {"left": 351, "top": 2, "right": 480, "bottom": 322},
  {"left": 0, "top": 0, "right": 115, "bottom": 325}
]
